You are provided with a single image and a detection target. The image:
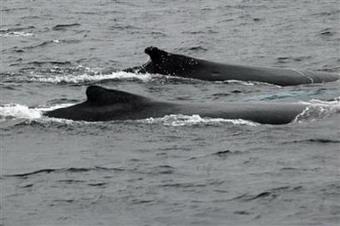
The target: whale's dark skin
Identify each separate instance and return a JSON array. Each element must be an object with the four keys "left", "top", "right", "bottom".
[
  {"left": 125, "top": 47, "right": 339, "bottom": 86},
  {"left": 44, "top": 85, "right": 308, "bottom": 124}
]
